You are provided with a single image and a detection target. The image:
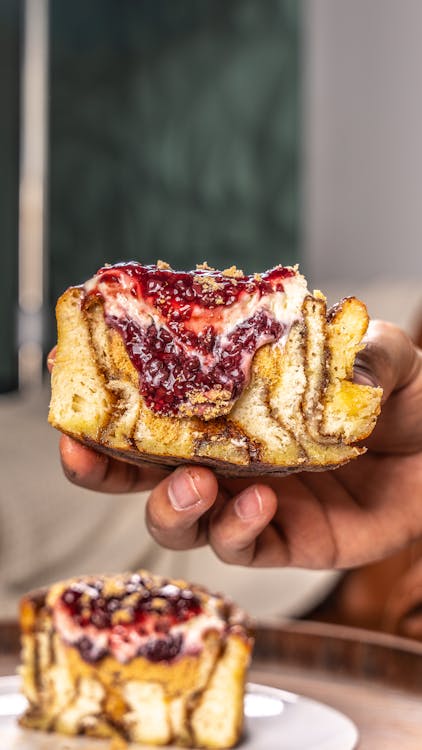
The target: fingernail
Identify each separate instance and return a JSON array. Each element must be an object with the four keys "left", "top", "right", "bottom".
[
  {"left": 168, "top": 469, "right": 202, "bottom": 510},
  {"left": 234, "top": 487, "right": 263, "bottom": 520},
  {"left": 353, "top": 364, "right": 378, "bottom": 387}
]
